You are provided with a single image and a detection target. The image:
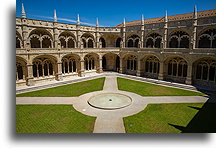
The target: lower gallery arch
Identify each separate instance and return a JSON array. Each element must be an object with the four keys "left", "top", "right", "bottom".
[
  {"left": 123, "top": 54, "right": 137, "bottom": 75},
  {"left": 84, "top": 53, "right": 99, "bottom": 74},
  {"left": 164, "top": 56, "right": 188, "bottom": 83},
  {"left": 192, "top": 57, "right": 215, "bottom": 89},
  {"left": 61, "top": 54, "right": 80, "bottom": 77},
  {"left": 102, "top": 53, "right": 120, "bottom": 72},
  {"left": 142, "top": 55, "right": 160, "bottom": 79},
  {"left": 32, "top": 55, "right": 57, "bottom": 82},
  {"left": 16, "top": 56, "right": 27, "bottom": 84}
]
